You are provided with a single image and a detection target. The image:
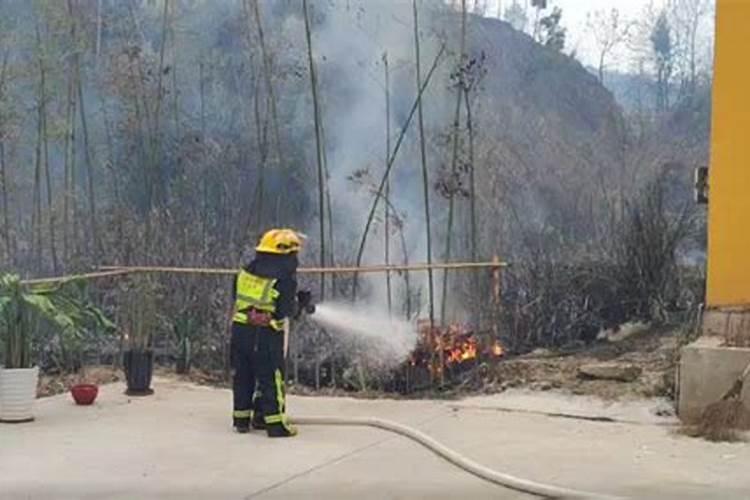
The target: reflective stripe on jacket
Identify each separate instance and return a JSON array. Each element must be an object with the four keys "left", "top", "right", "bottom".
[{"left": 232, "top": 270, "right": 280, "bottom": 326}]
